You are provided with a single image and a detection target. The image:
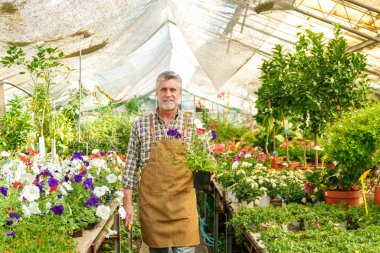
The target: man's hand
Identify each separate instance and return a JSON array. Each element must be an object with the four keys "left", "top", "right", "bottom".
[
  {"left": 123, "top": 202, "right": 134, "bottom": 230},
  {"left": 123, "top": 188, "right": 134, "bottom": 230}
]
